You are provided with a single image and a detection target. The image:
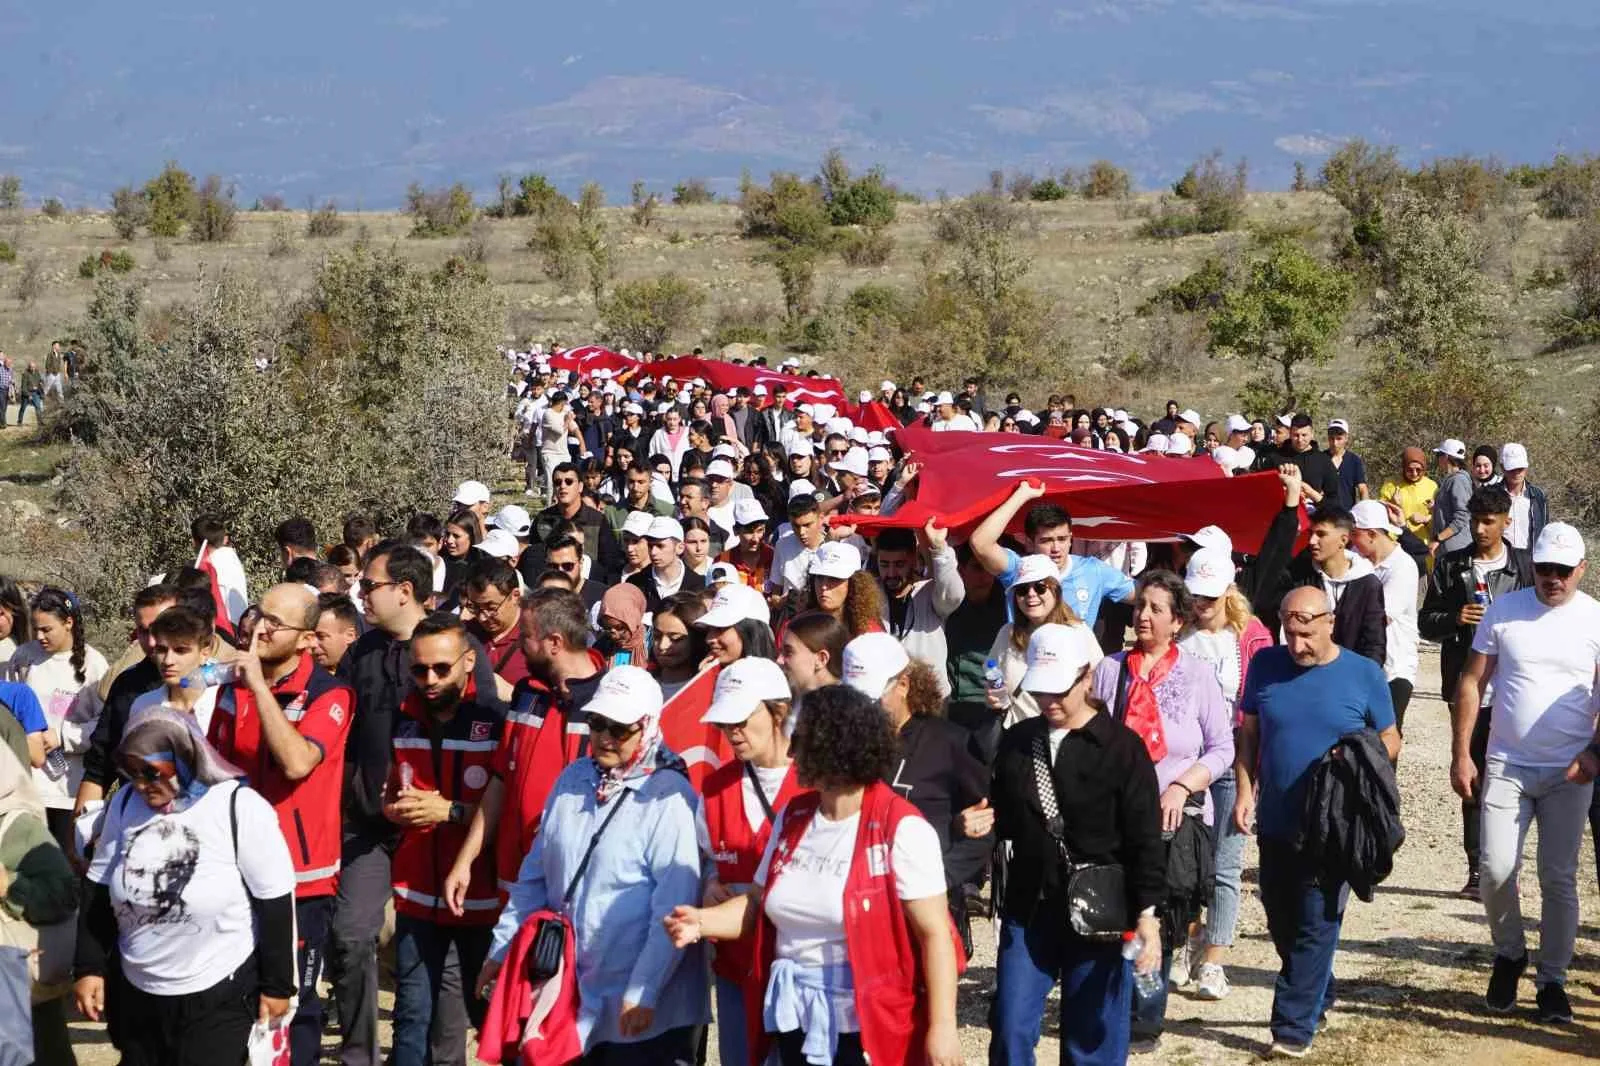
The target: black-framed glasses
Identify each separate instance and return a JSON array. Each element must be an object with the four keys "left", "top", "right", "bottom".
[
  {"left": 464, "top": 597, "right": 511, "bottom": 616},
  {"left": 119, "top": 764, "right": 165, "bottom": 785},
  {"left": 591, "top": 718, "right": 643, "bottom": 741},
  {"left": 257, "top": 611, "right": 309, "bottom": 636},
  {"left": 358, "top": 578, "right": 396, "bottom": 596},
  {"left": 1013, "top": 580, "right": 1053, "bottom": 597},
  {"left": 1535, "top": 562, "right": 1576, "bottom": 579},
  {"left": 1283, "top": 610, "right": 1333, "bottom": 626},
  {"left": 553, "top": 476, "right": 579, "bottom": 487},
  {"left": 409, "top": 649, "right": 469, "bottom": 680},
  {"left": 550, "top": 559, "right": 580, "bottom": 573},
  {"left": 828, "top": 449, "right": 849, "bottom": 459}
]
